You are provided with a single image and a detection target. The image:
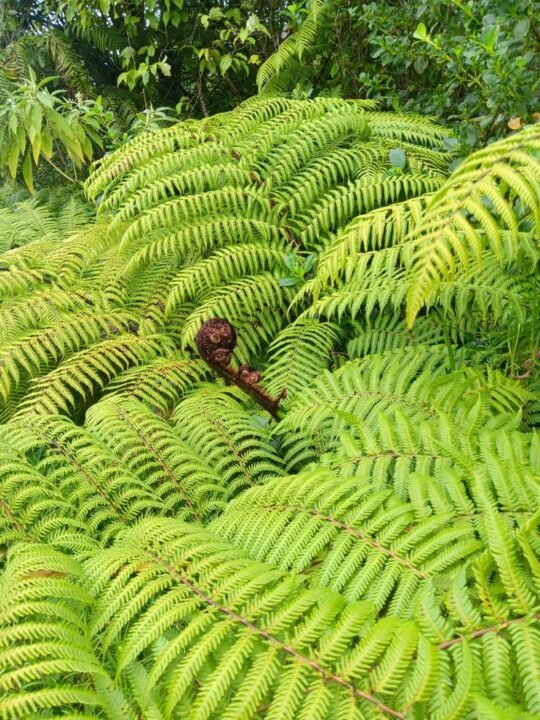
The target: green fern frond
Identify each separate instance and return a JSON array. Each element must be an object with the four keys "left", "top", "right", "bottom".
[
  {"left": 211, "top": 468, "right": 481, "bottom": 617},
  {"left": 259, "top": 110, "right": 369, "bottom": 188},
  {"left": 127, "top": 218, "right": 283, "bottom": 274},
  {"left": 298, "top": 173, "right": 443, "bottom": 248},
  {"left": 109, "top": 164, "right": 254, "bottom": 229},
  {"left": 171, "top": 385, "right": 285, "bottom": 491},
  {"left": 98, "top": 142, "right": 231, "bottom": 213},
  {"left": 118, "top": 188, "right": 275, "bottom": 252},
  {"left": 0, "top": 311, "right": 136, "bottom": 412},
  {"left": 331, "top": 409, "right": 540, "bottom": 512},
  {"left": 263, "top": 319, "right": 341, "bottom": 403},
  {"left": 166, "top": 245, "right": 287, "bottom": 314},
  {"left": 276, "top": 347, "right": 532, "bottom": 466},
  {"left": 0, "top": 543, "right": 130, "bottom": 720},
  {"left": 1, "top": 412, "right": 175, "bottom": 541},
  {"left": 406, "top": 125, "right": 540, "bottom": 326},
  {"left": 0, "top": 442, "right": 95, "bottom": 556},
  {"left": 13, "top": 334, "right": 173, "bottom": 419},
  {"left": 84, "top": 517, "right": 436, "bottom": 719},
  {"left": 44, "top": 30, "right": 95, "bottom": 96},
  {"left": 257, "top": 0, "right": 327, "bottom": 89},
  {"left": 85, "top": 396, "right": 241, "bottom": 520},
  {"left": 86, "top": 124, "right": 210, "bottom": 199},
  {"left": 365, "top": 112, "right": 452, "bottom": 148},
  {"left": 309, "top": 195, "right": 429, "bottom": 296},
  {"left": 0, "top": 198, "right": 78, "bottom": 252},
  {"left": 104, "top": 353, "right": 209, "bottom": 411}
]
